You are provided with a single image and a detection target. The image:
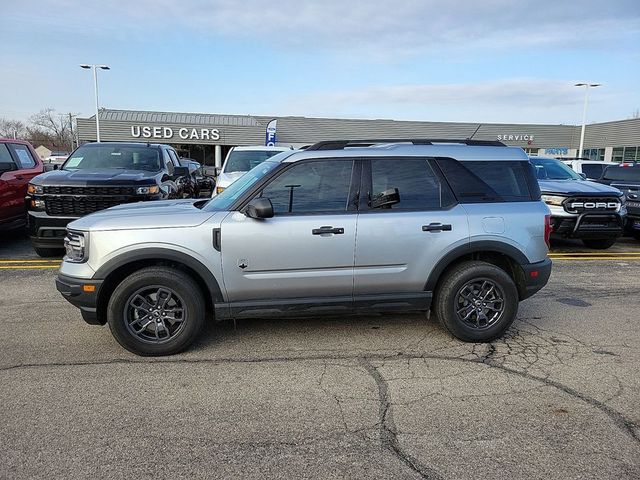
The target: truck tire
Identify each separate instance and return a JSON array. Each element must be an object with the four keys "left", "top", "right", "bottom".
[
  {"left": 107, "top": 266, "right": 206, "bottom": 356},
  {"left": 34, "top": 246, "right": 64, "bottom": 258},
  {"left": 582, "top": 238, "right": 616, "bottom": 249},
  {"left": 433, "top": 261, "right": 519, "bottom": 342}
]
